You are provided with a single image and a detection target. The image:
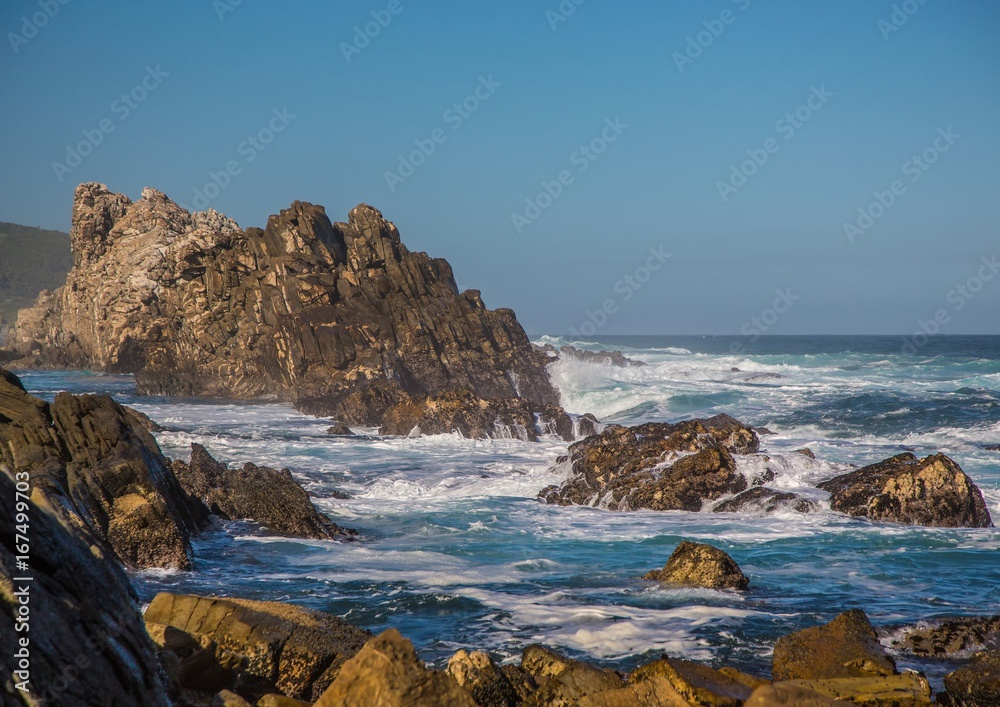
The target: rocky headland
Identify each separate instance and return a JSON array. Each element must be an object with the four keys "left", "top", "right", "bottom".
[{"left": 7, "top": 183, "right": 573, "bottom": 440}]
